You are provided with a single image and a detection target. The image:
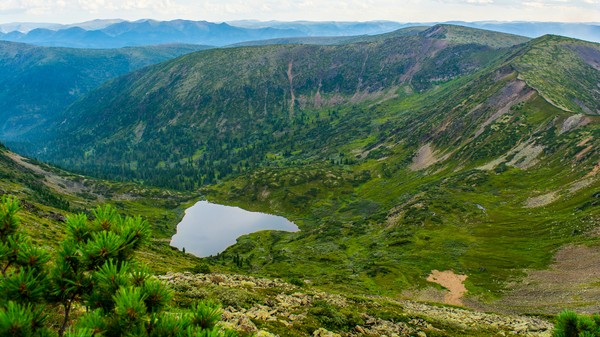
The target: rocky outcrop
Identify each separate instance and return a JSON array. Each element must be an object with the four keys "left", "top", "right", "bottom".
[{"left": 158, "top": 272, "right": 553, "bottom": 337}]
